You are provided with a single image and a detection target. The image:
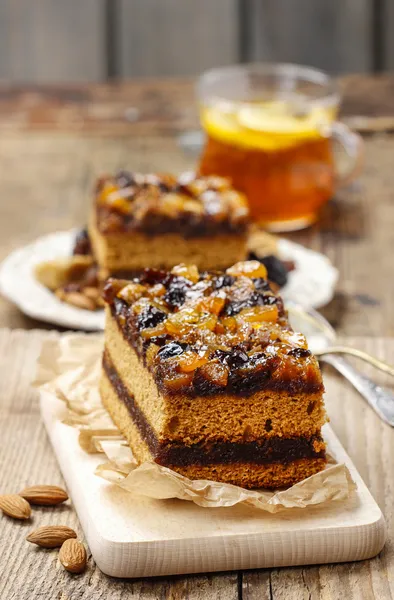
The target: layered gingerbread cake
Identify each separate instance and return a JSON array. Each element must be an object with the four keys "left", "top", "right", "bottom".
[
  {"left": 89, "top": 171, "right": 249, "bottom": 280},
  {"left": 100, "top": 260, "right": 327, "bottom": 489}
]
